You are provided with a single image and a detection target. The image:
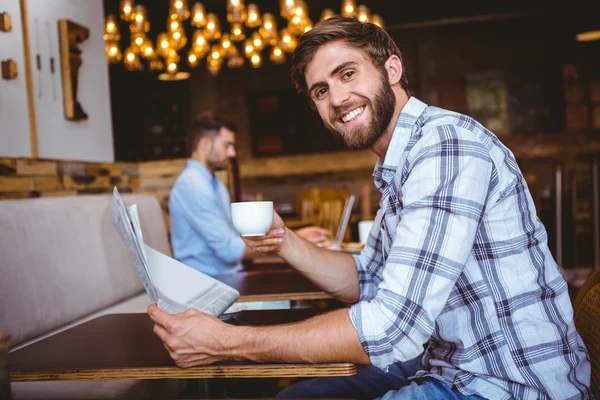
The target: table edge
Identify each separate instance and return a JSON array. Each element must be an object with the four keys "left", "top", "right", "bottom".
[{"left": 10, "top": 363, "right": 357, "bottom": 381}]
